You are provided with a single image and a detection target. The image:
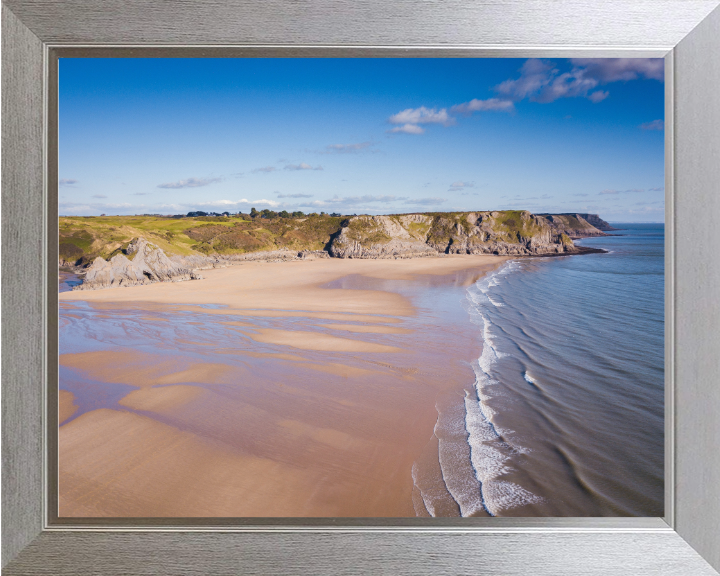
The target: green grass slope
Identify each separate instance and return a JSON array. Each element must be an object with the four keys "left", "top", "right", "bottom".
[{"left": 58, "top": 214, "right": 344, "bottom": 265}]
